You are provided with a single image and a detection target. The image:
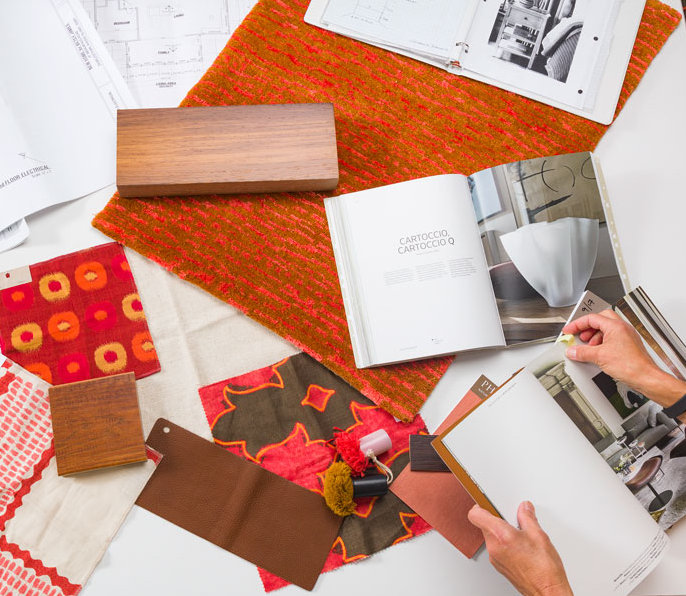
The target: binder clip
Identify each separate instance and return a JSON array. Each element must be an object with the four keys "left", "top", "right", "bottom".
[{"left": 323, "top": 429, "right": 394, "bottom": 517}]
